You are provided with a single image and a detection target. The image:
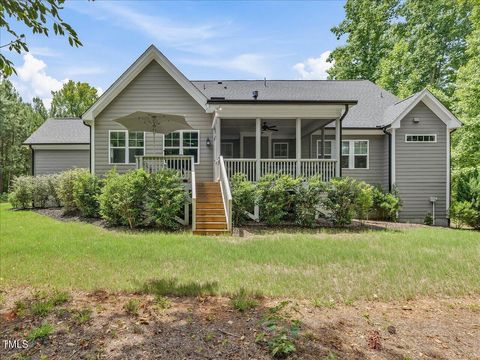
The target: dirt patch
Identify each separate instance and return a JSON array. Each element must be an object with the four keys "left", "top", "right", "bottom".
[{"left": 1, "top": 288, "right": 478, "bottom": 359}]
